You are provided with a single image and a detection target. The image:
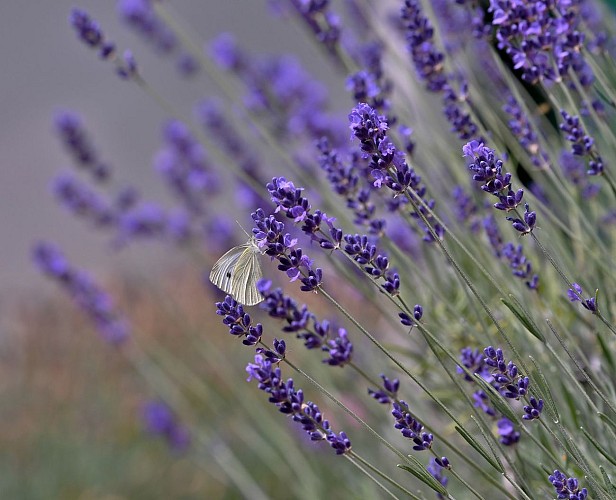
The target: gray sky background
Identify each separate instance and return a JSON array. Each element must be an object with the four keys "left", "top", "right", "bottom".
[{"left": 0, "top": 1, "right": 345, "bottom": 297}]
